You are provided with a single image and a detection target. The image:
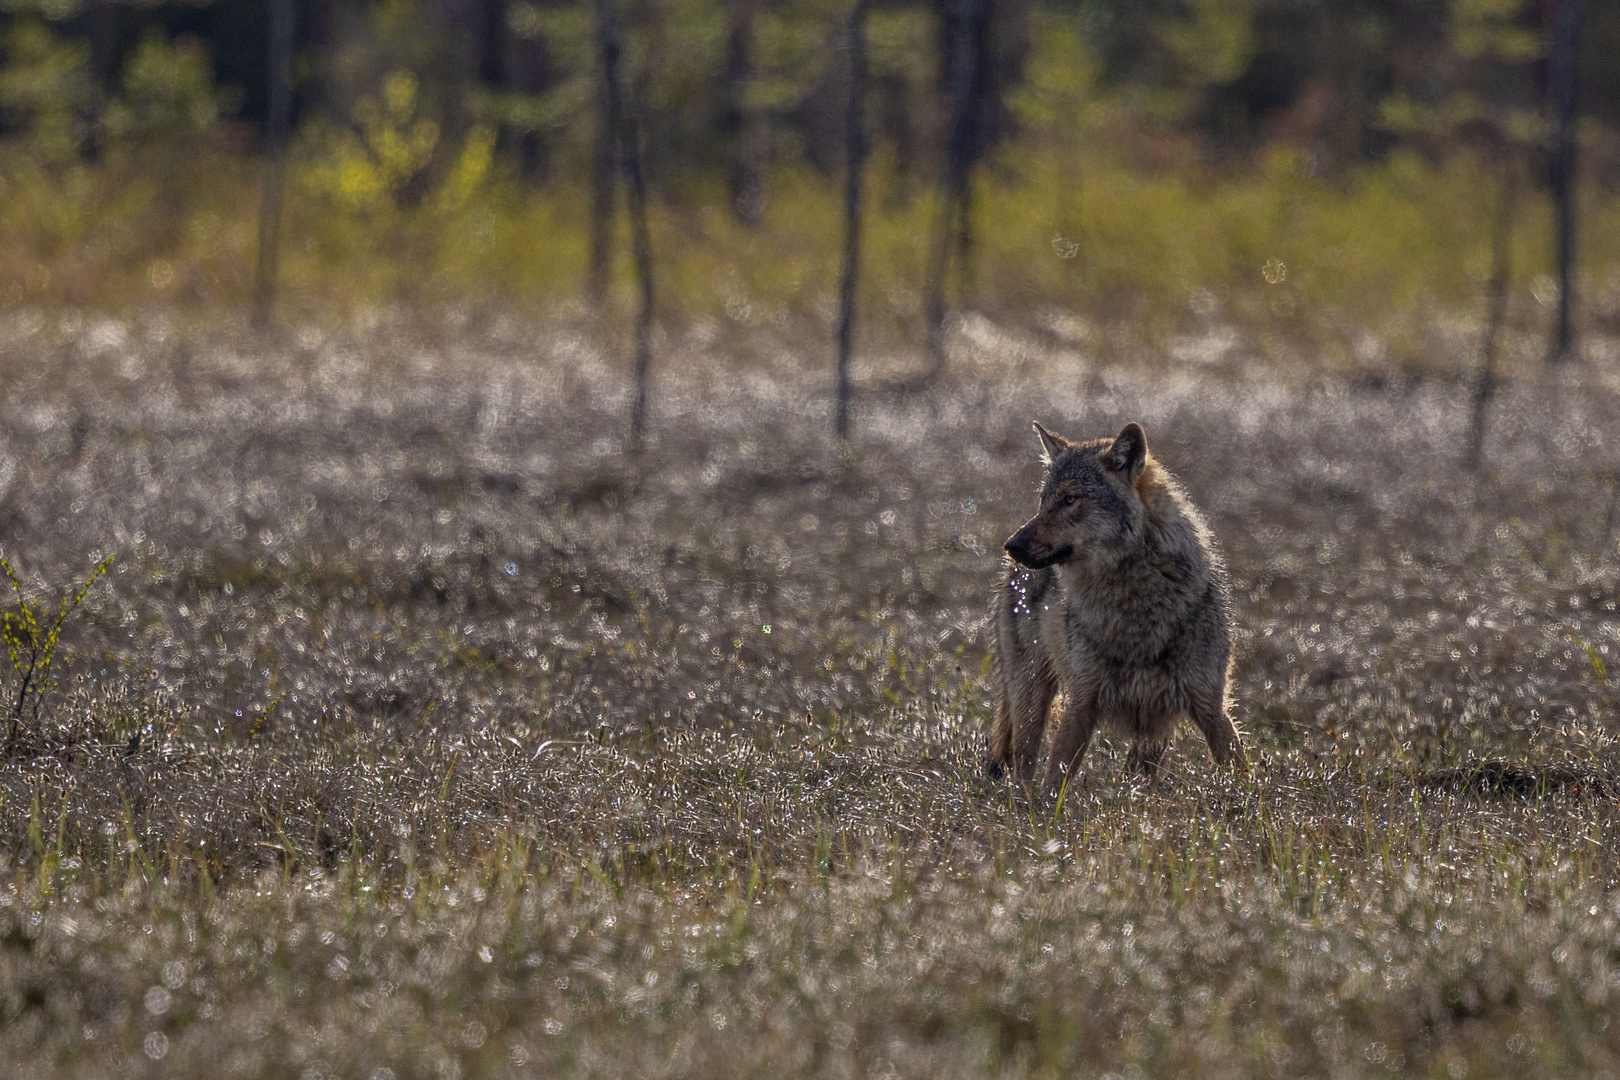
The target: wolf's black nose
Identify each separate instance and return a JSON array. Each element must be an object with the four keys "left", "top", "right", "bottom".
[{"left": 1004, "top": 535, "right": 1029, "bottom": 563}]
